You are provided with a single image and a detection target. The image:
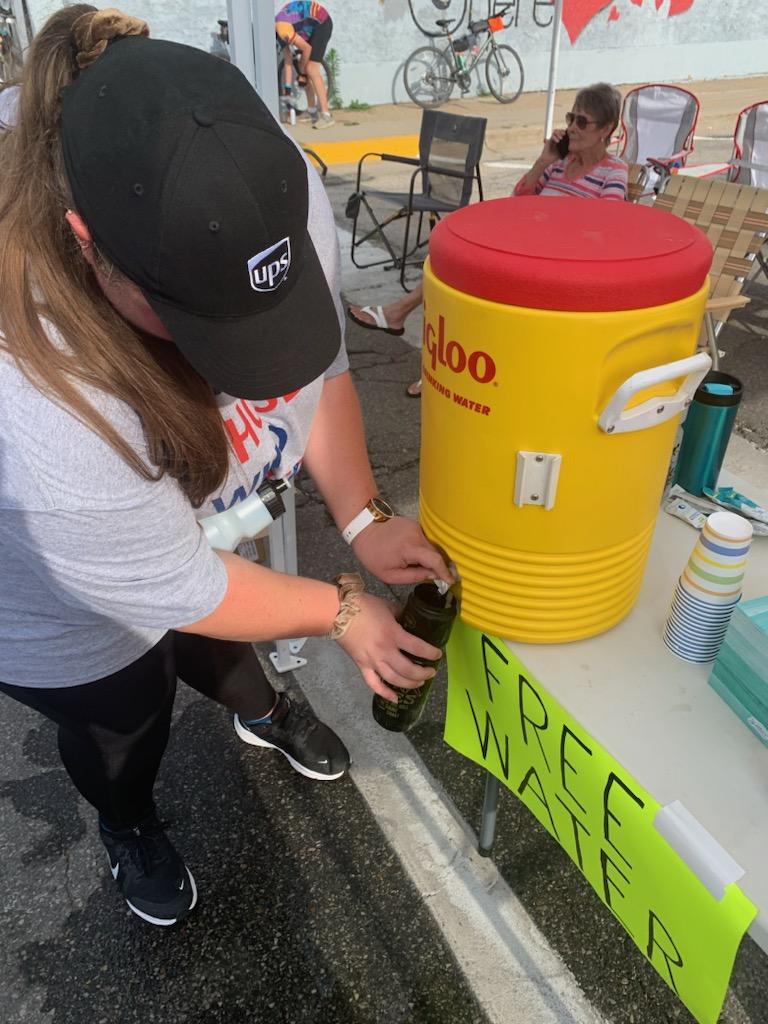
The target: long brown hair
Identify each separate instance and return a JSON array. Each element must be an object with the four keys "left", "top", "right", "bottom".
[{"left": 0, "top": 6, "right": 228, "bottom": 506}]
